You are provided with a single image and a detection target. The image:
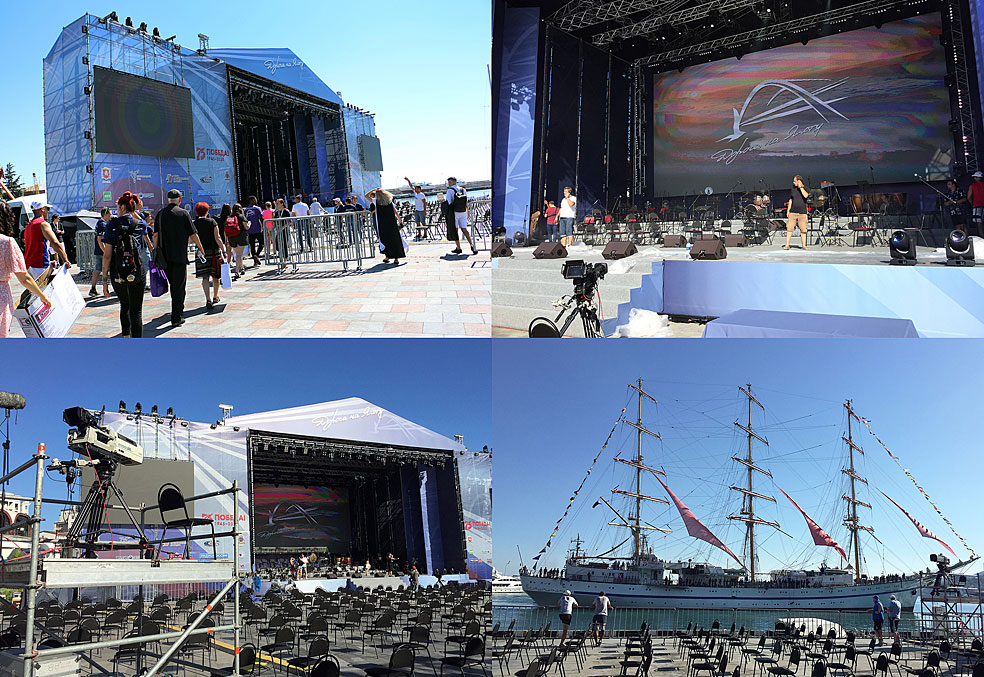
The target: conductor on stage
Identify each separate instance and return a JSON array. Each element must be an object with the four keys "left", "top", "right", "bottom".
[{"left": 785, "top": 175, "right": 810, "bottom": 251}]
